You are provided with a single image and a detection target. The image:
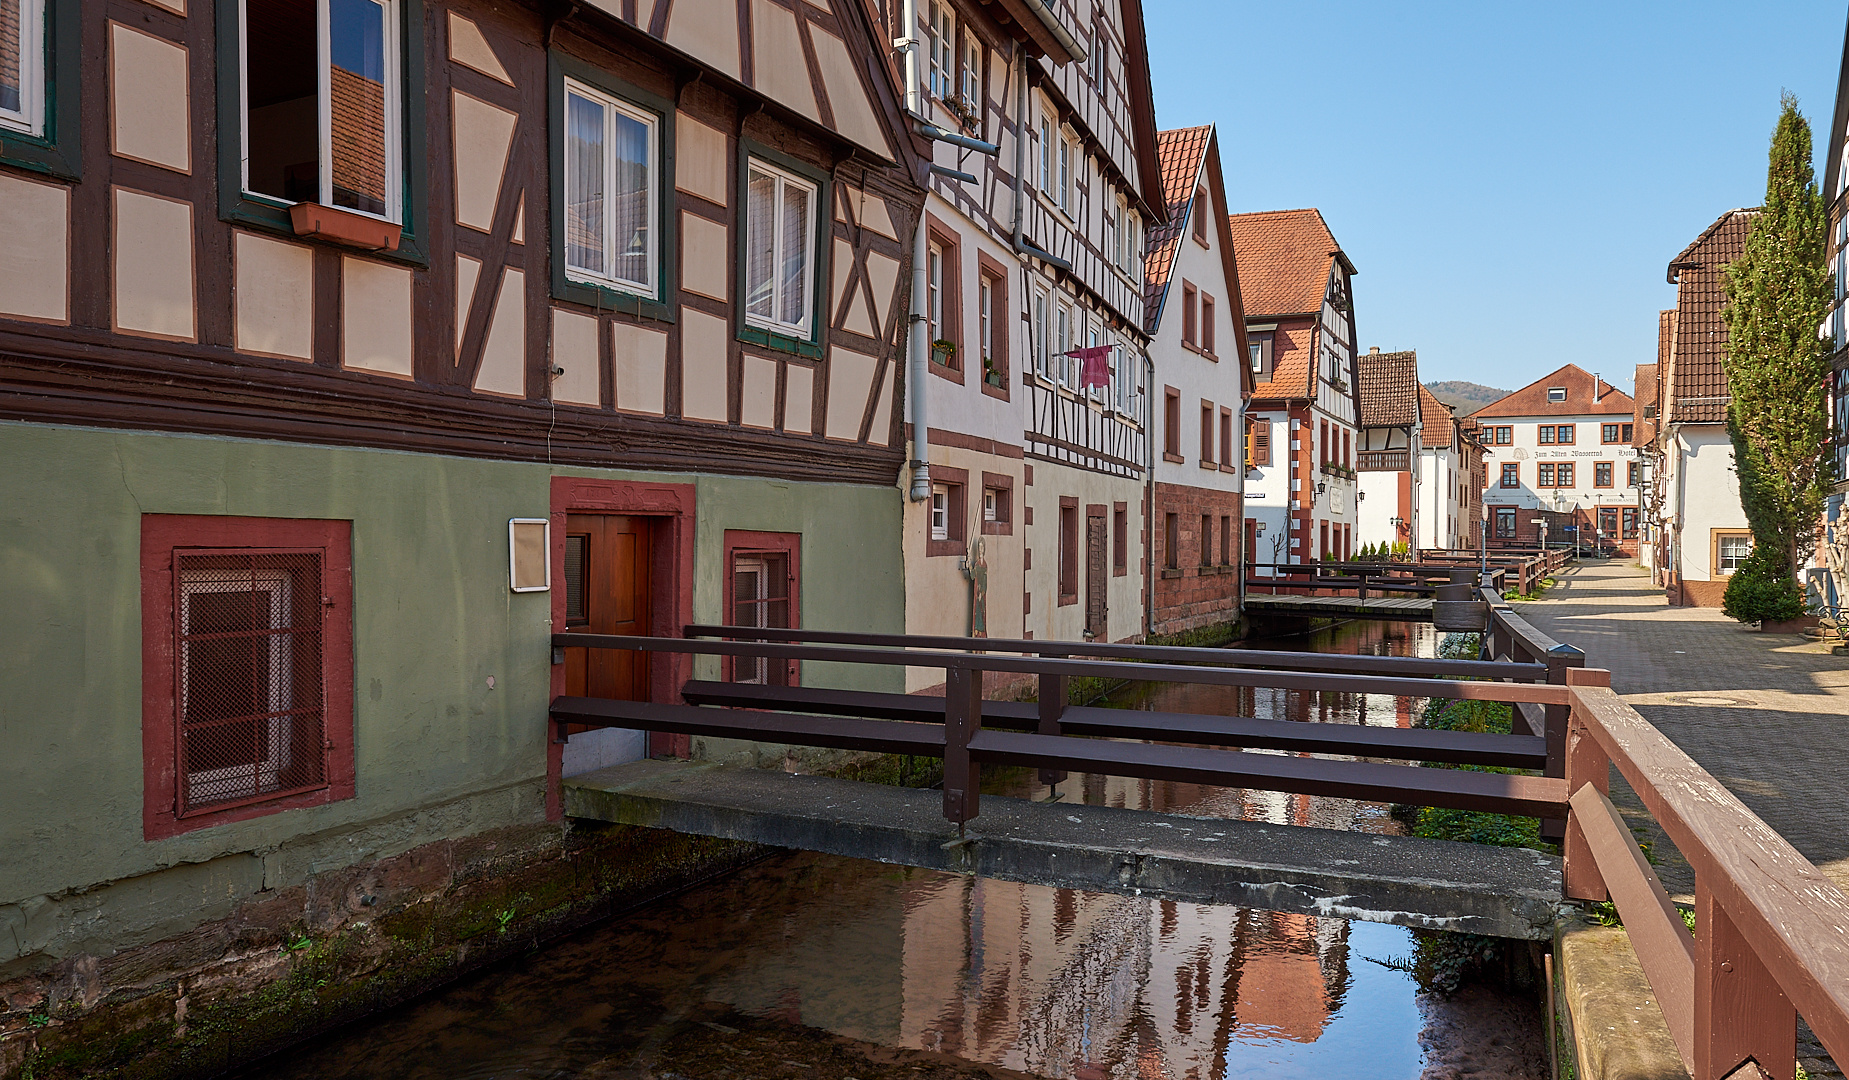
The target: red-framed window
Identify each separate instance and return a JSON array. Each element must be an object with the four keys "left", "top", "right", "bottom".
[
  {"left": 724, "top": 530, "right": 799, "bottom": 686},
  {"left": 1501, "top": 463, "right": 1520, "bottom": 488},
  {"left": 141, "top": 515, "right": 354, "bottom": 840}
]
